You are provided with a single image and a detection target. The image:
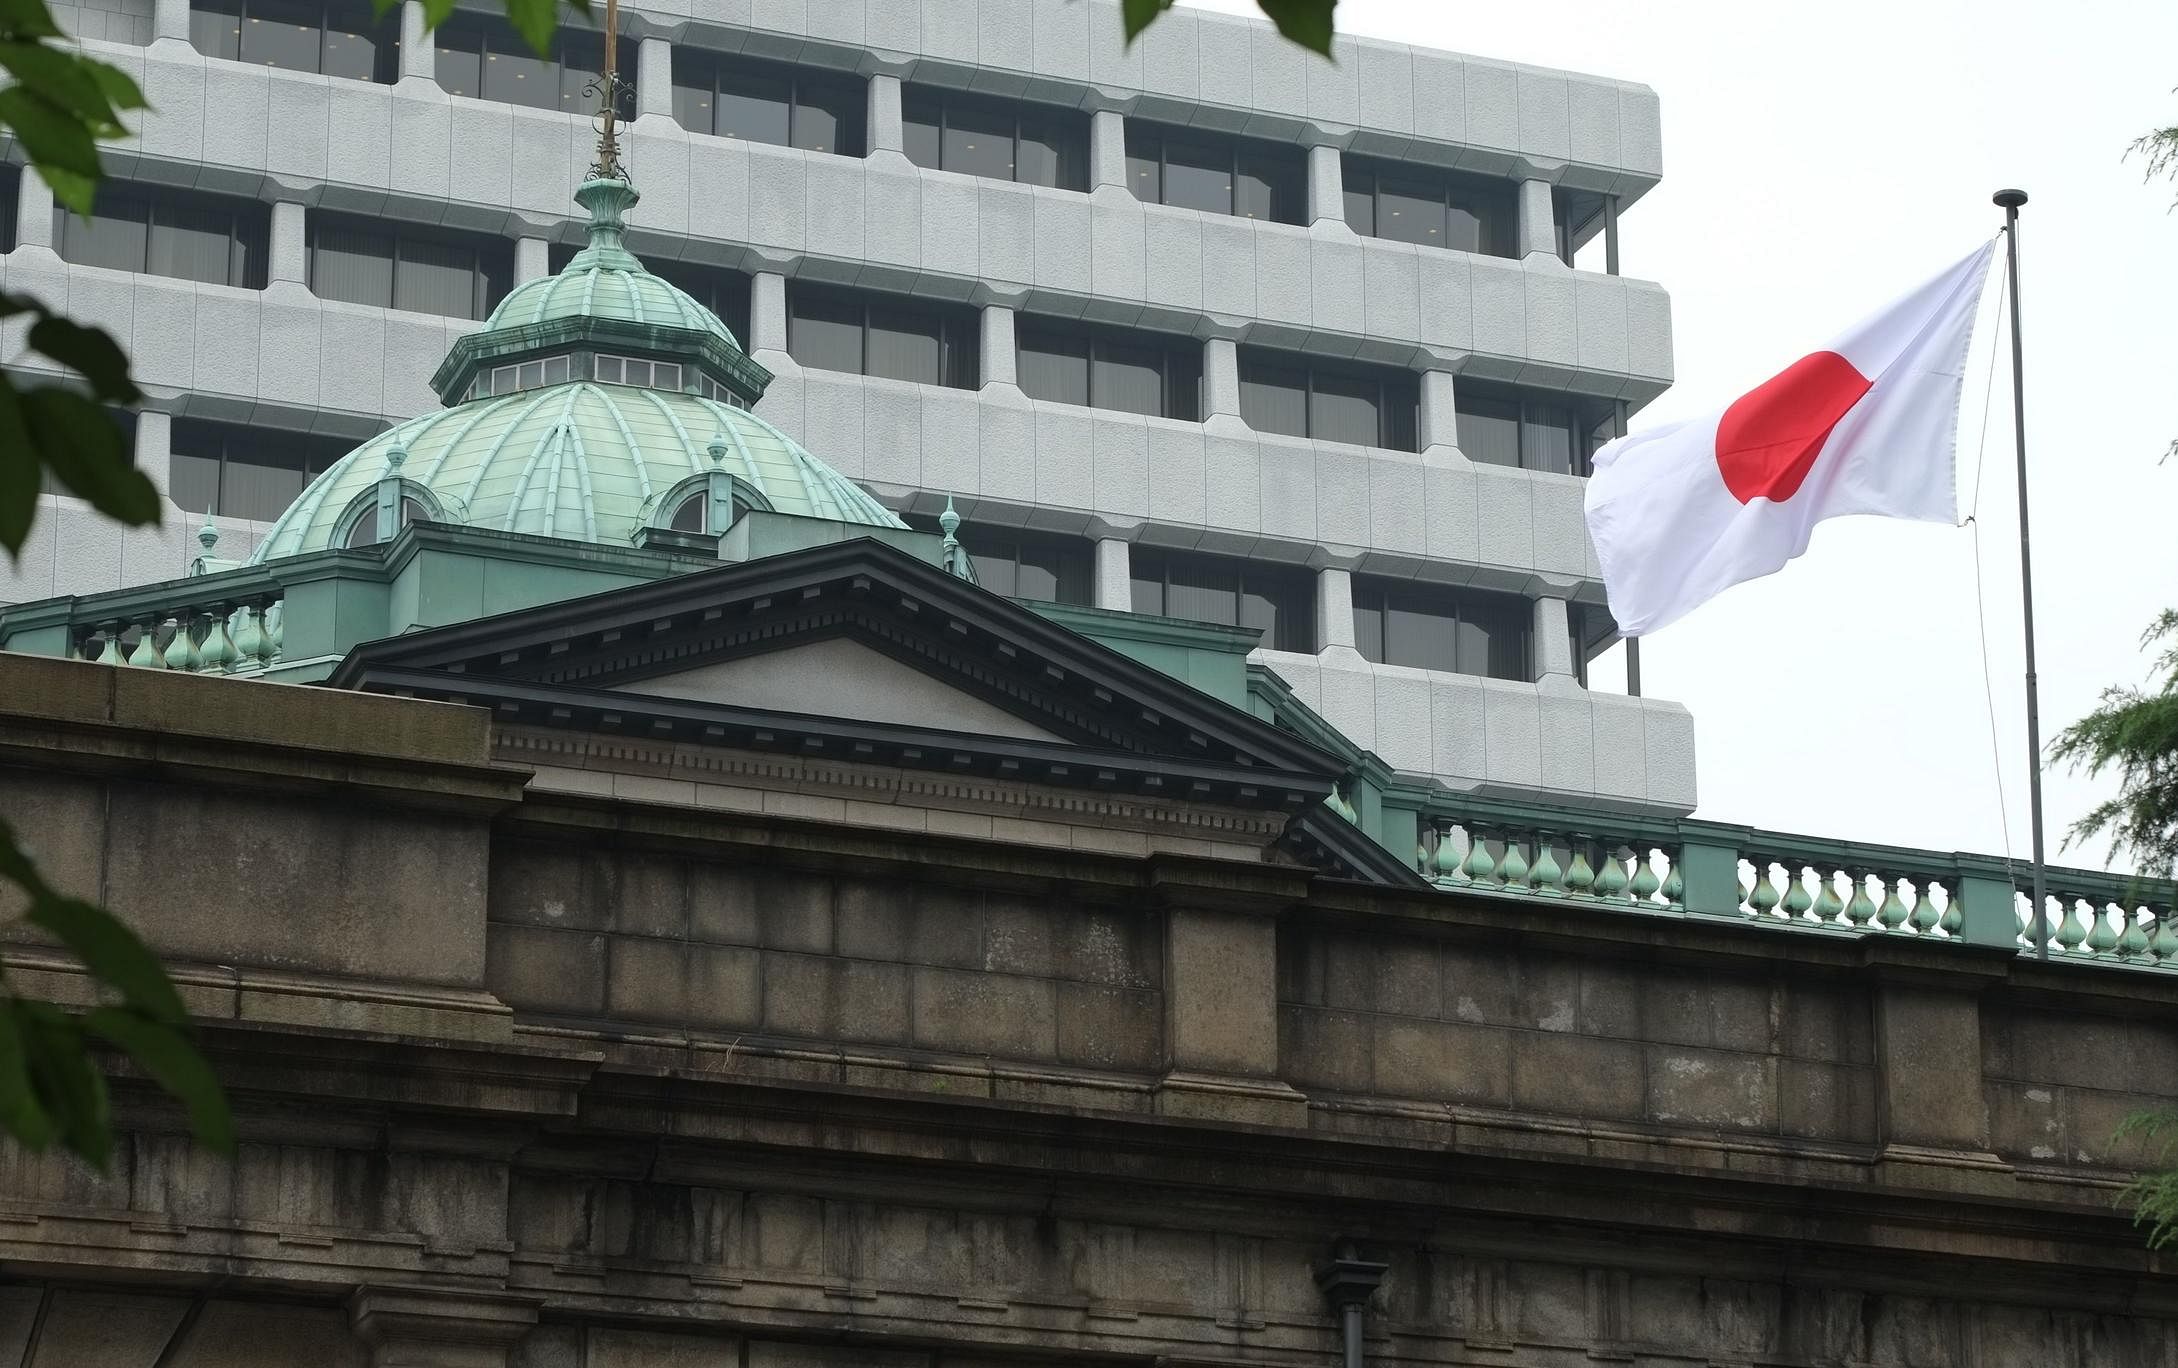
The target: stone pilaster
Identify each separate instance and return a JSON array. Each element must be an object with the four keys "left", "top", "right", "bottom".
[
  {"left": 868, "top": 73, "right": 905, "bottom": 156},
  {"left": 514, "top": 237, "right": 551, "bottom": 286},
  {"left": 1533, "top": 595, "right": 1576, "bottom": 688},
  {"left": 1091, "top": 108, "right": 1129, "bottom": 191},
  {"left": 1202, "top": 337, "right": 1241, "bottom": 422},
  {"left": 1518, "top": 177, "right": 1558, "bottom": 262},
  {"left": 398, "top": 2, "right": 436, "bottom": 84},
  {"left": 1093, "top": 536, "right": 1131, "bottom": 611},
  {"left": 268, "top": 201, "right": 308, "bottom": 287},
  {"left": 1317, "top": 565, "right": 1357, "bottom": 655},
  {"left": 151, "top": 0, "right": 189, "bottom": 45},
  {"left": 748, "top": 271, "right": 790, "bottom": 360},
  {"left": 1418, "top": 368, "right": 1460, "bottom": 459},
  {"left": 637, "top": 37, "right": 674, "bottom": 120},
  {"left": 978, "top": 301, "right": 1020, "bottom": 395},
  {"left": 133, "top": 408, "right": 173, "bottom": 497},
  {"left": 1152, "top": 860, "right": 1311, "bottom": 1126},
  {"left": 15, "top": 168, "right": 55, "bottom": 251},
  {"left": 1307, "top": 144, "right": 1345, "bottom": 228}
]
